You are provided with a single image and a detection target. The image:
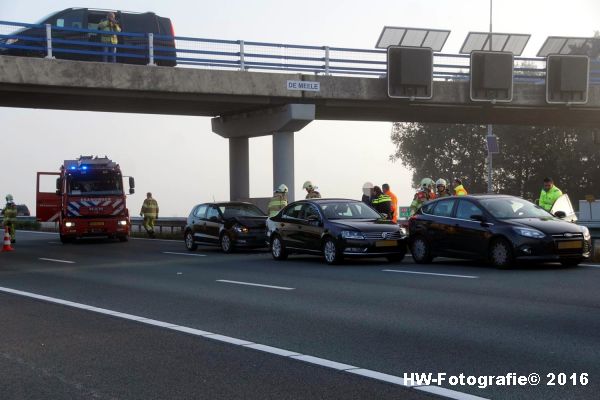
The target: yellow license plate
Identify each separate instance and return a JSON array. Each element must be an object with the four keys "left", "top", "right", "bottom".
[
  {"left": 376, "top": 240, "right": 398, "bottom": 247},
  {"left": 89, "top": 222, "right": 105, "bottom": 226},
  {"left": 558, "top": 241, "right": 582, "bottom": 249}
]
